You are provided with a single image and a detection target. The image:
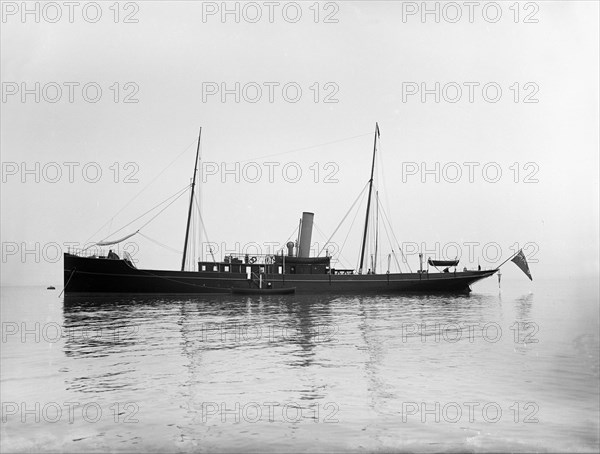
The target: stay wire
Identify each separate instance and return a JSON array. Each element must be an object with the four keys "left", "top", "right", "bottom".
[
  {"left": 235, "top": 132, "right": 373, "bottom": 164},
  {"left": 94, "top": 184, "right": 190, "bottom": 245},
  {"left": 84, "top": 137, "right": 198, "bottom": 245},
  {"left": 317, "top": 181, "right": 369, "bottom": 257}
]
